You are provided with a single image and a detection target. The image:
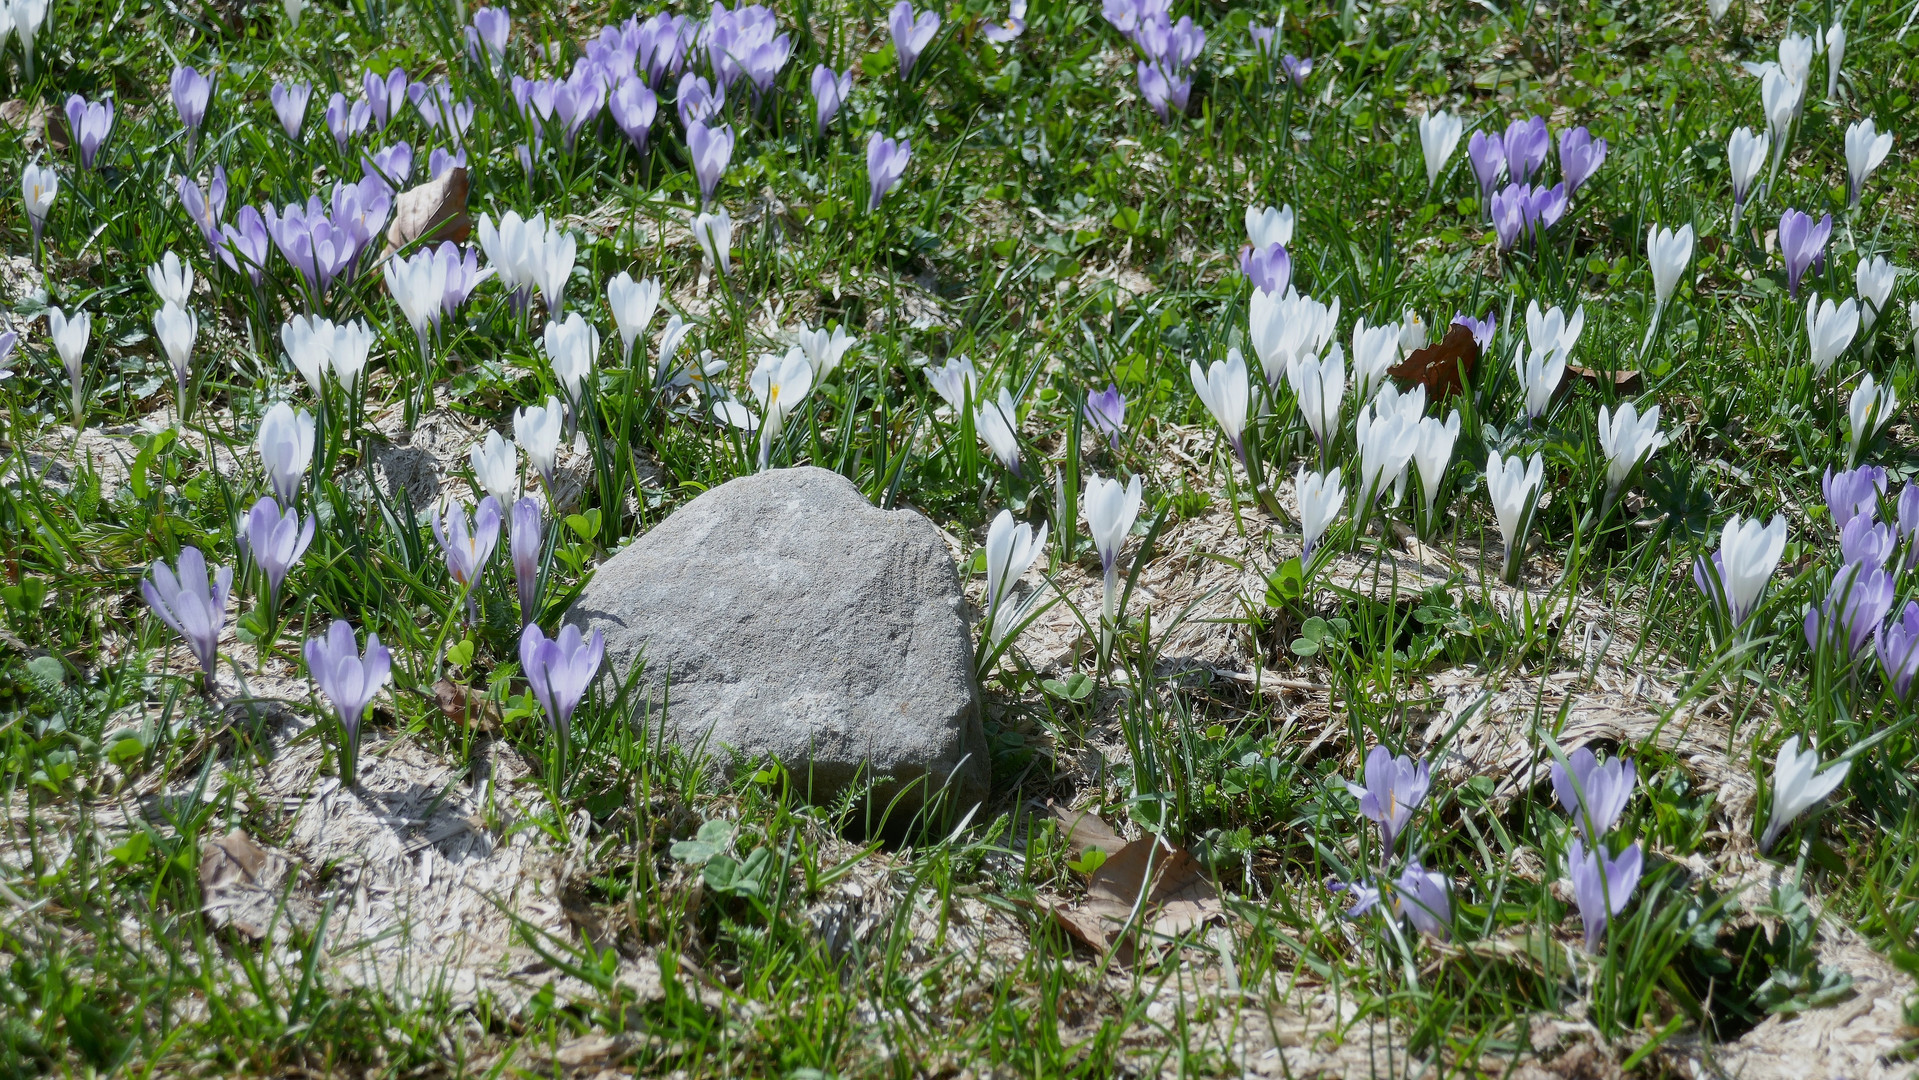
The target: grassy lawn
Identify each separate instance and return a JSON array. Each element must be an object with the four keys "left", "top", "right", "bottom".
[{"left": 2, "top": 0, "right": 1918, "bottom": 1074}]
